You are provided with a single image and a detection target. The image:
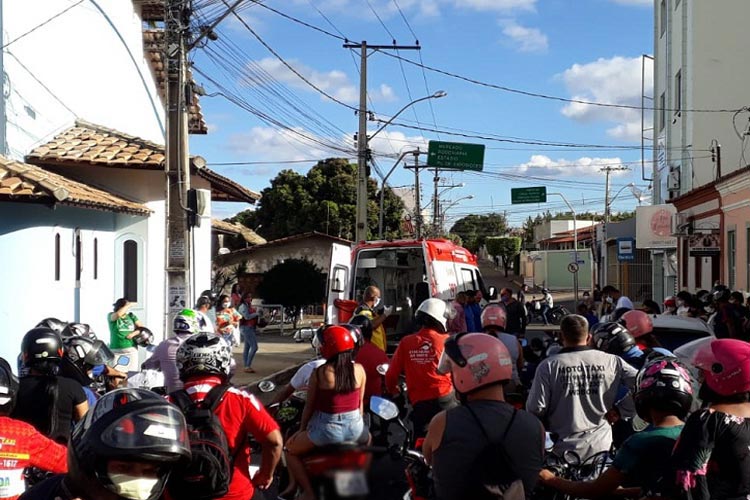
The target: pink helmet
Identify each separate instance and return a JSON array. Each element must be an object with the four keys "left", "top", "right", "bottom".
[
  {"left": 438, "top": 332, "right": 512, "bottom": 394},
  {"left": 480, "top": 304, "right": 507, "bottom": 331},
  {"left": 620, "top": 310, "right": 654, "bottom": 338},
  {"left": 693, "top": 338, "right": 750, "bottom": 396}
]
